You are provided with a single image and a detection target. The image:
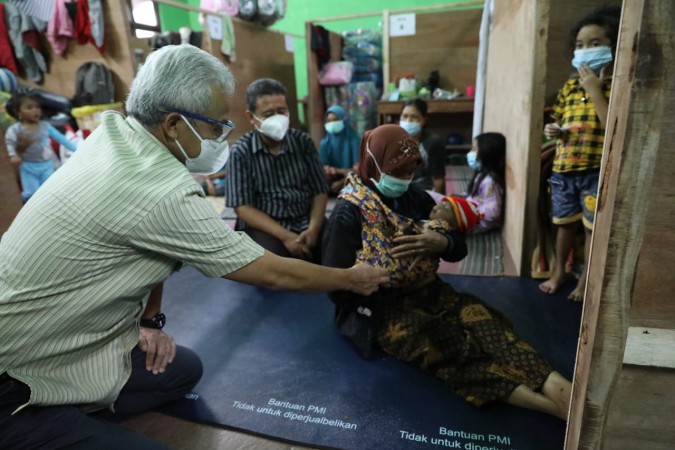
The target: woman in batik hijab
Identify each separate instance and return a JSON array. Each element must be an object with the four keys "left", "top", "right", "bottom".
[{"left": 322, "top": 125, "right": 572, "bottom": 420}]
